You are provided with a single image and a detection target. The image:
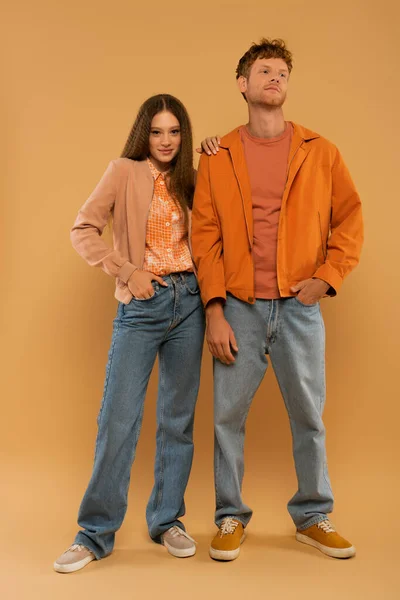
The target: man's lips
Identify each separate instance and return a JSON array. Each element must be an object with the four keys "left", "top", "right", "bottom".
[{"left": 265, "top": 86, "right": 280, "bottom": 92}]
